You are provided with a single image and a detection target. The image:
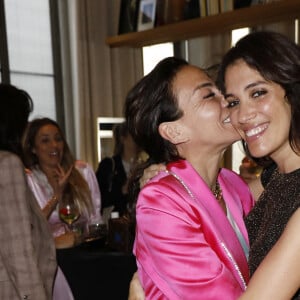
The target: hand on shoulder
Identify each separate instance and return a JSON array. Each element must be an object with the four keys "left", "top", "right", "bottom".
[
  {"left": 139, "top": 163, "right": 166, "bottom": 188},
  {"left": 240, "top": 208, "right": 300, "bottom": 299}
]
